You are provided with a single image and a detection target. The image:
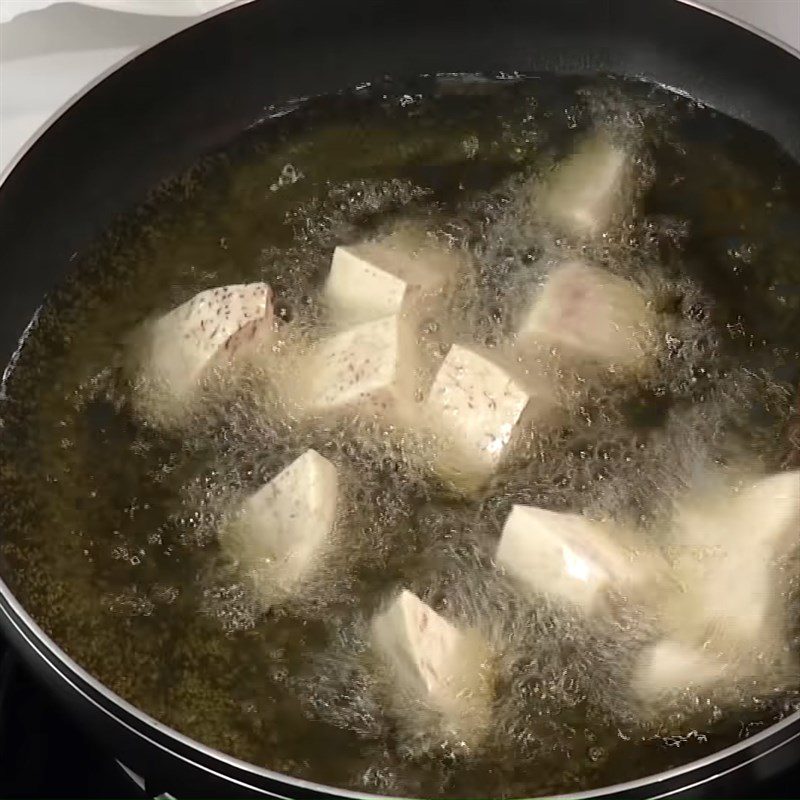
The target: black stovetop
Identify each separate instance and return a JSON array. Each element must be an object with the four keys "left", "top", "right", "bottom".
[{"left": 1, "top": 631, "right": 799, "bottom": 799}]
